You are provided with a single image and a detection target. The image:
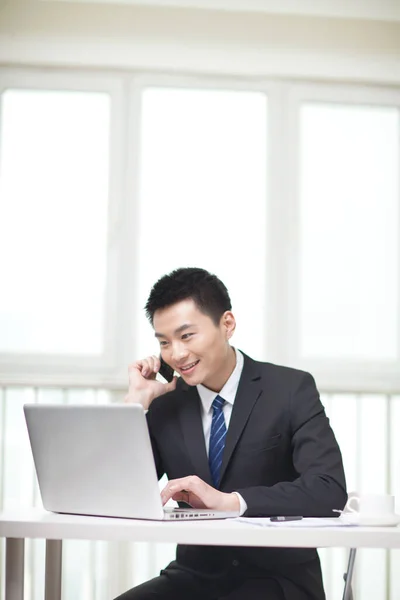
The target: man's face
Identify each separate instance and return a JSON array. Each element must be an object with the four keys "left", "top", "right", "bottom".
[{"left": 153, "top": 298, "right": 236, "bottom": 391}]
